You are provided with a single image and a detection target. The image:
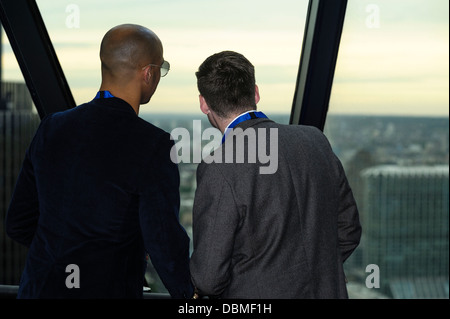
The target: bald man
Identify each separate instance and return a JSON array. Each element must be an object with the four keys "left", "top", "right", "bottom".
[{"left": 6, "top": 24, "right": 194, "bottom": 299}]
